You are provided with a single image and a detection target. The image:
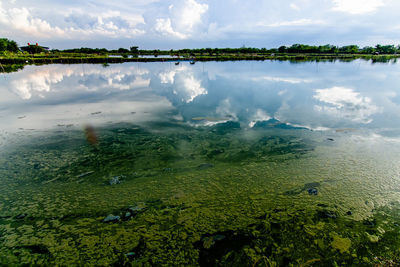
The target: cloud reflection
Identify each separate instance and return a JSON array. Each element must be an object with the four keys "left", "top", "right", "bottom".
[
  {"left": 10, "top": 65, "right": 150, "bottom": 100},
  {"left": 313, "top": 86, "right": 380, "bottom": 123},
  {"left": 158, "top": 66, "right": 207, "bottom": 103}
]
